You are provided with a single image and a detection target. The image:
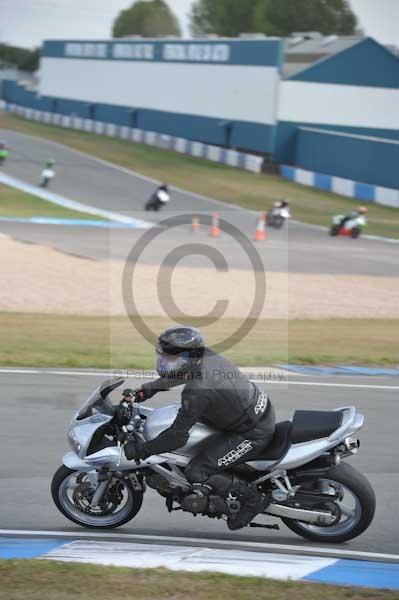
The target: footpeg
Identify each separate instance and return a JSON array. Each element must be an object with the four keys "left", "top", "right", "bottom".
[{"left": 249, "top": 522, "right": 280, "bottom": 530}]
